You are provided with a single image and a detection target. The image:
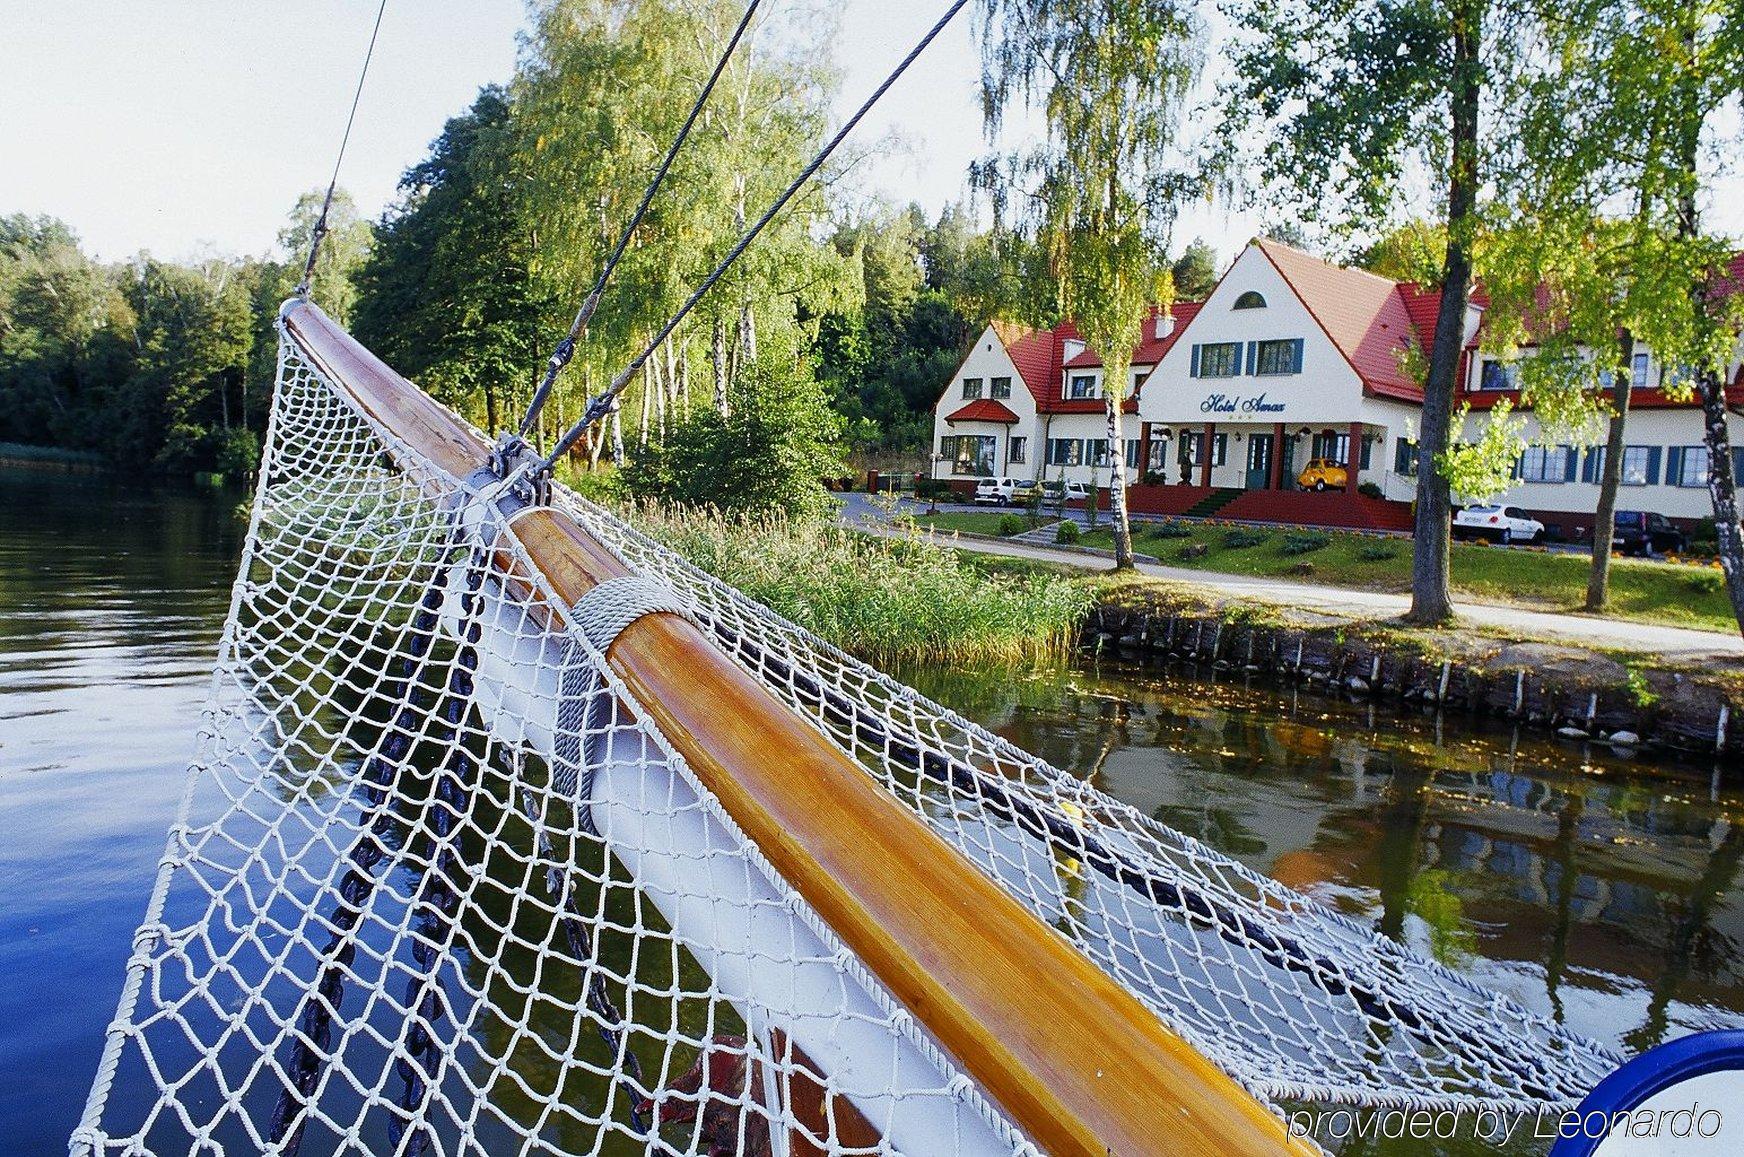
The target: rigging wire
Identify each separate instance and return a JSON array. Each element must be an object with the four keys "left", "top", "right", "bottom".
[
  {"left": 534, "top": 0, "right": 973, "bottom": 474},
  {"left": 516, "top": 0, "right": 764, "bottom": 442},
  {"left": 294, "top": 0, "right": 390, "bottom": 300}
]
